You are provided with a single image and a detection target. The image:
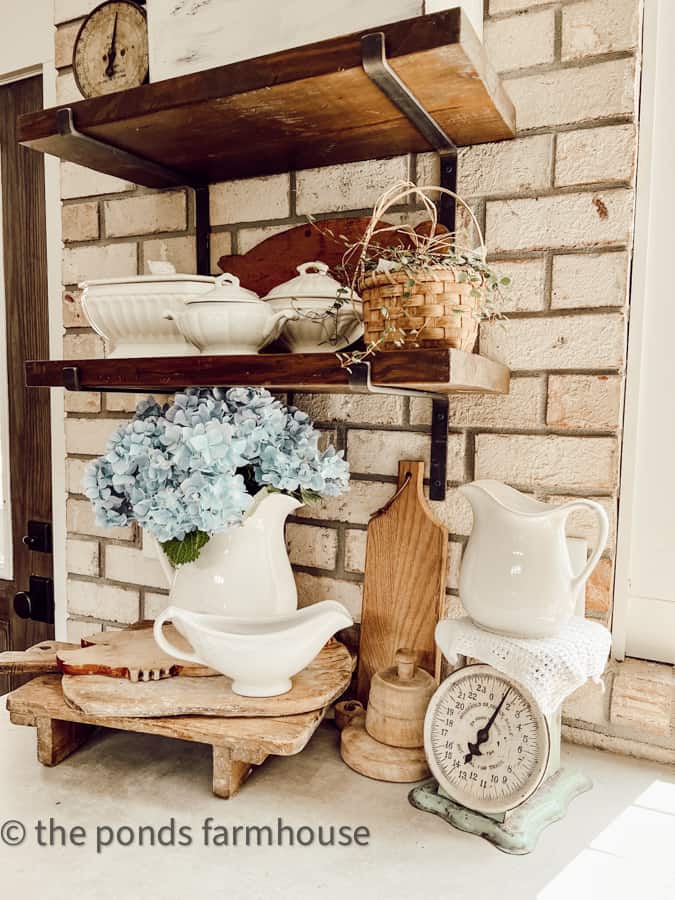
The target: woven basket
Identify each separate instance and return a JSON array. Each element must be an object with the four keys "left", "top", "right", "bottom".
[
  {"left": 359, "top": 267, "right": 480, "bottom": 352},
  {"left": 354, "top": 184, "right": 486, "bottom": 353}
]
